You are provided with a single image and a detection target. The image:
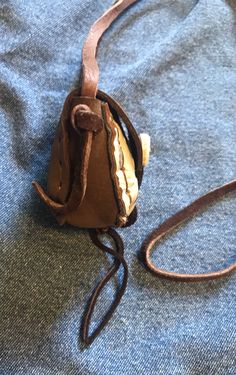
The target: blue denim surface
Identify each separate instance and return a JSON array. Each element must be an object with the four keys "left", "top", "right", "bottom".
[{"left": 1, "top": 0, "right": 236, "bottom": 374}]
